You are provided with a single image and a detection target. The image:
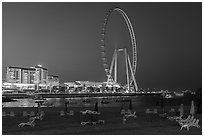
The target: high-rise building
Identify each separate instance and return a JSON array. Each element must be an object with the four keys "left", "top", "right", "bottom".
[
  {"left": 6, "top": 66, "right": 36, "bottom": 84},
  {"left": 5, "top": 65, "right": 59, "bottom": 91},
  {"left": 6, "top": 65, "right": 48, "bottom": 85}
]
